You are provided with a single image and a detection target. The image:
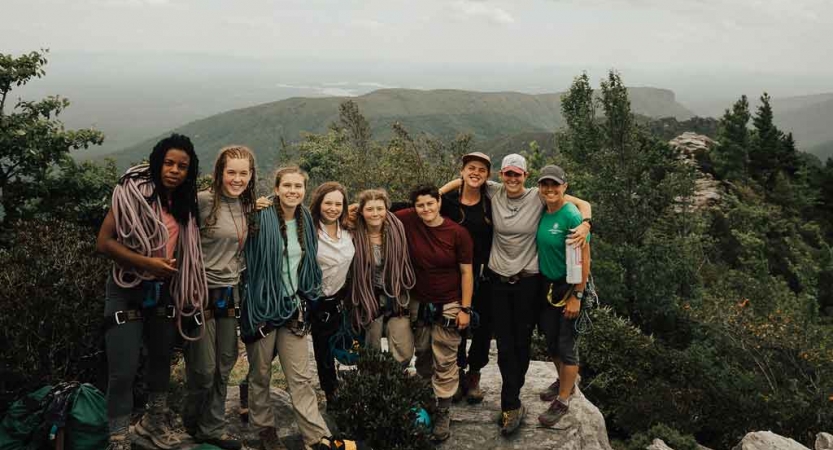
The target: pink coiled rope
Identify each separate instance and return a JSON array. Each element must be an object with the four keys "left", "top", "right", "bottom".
[{"left": 111, "top": 164, "right": 208, "bottom": 341}]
